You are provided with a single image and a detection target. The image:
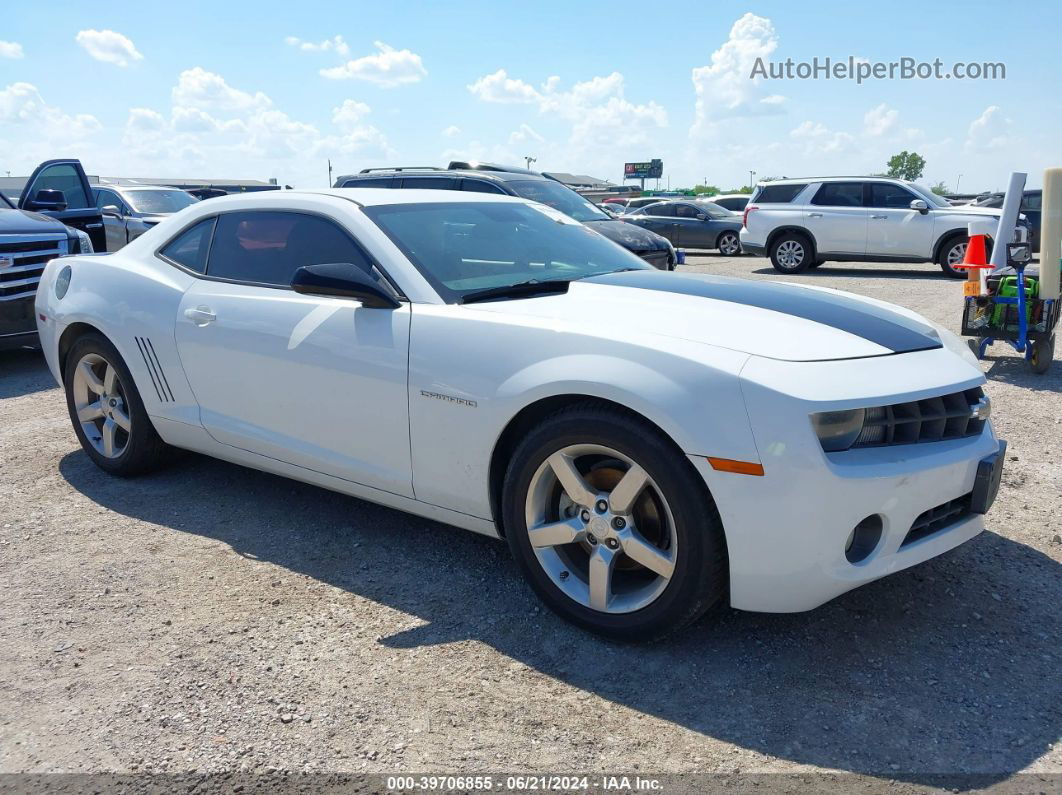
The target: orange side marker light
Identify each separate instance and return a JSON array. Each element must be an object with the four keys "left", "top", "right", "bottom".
[{"left": 707, "top": 457, "right": 765, "bottom": 476}]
